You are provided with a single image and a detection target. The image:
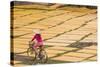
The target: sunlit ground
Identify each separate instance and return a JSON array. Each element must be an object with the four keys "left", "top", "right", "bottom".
[{"left": 11, "top": 2, "right": 97, "bottom": 66}]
